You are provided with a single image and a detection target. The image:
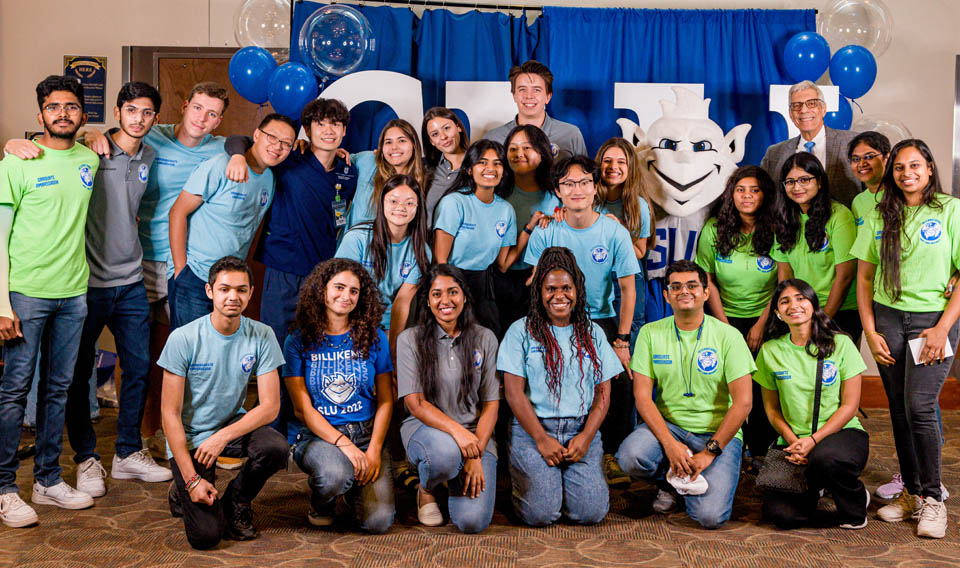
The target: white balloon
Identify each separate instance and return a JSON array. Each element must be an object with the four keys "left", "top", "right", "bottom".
[
  {"left": 817, "top": 0, "right": 894, "bottom": 57},
  {"left": 235, "top": 0, "right": 291, "bottom": 48},
  {"left": 851, "top": 114, "right": 912, "bottom": 145}
]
